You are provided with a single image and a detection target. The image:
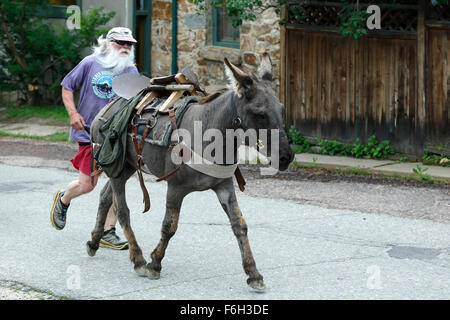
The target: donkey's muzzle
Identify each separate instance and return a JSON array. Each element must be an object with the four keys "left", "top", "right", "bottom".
[
  {"left": 279, "top": 152, "right": 294, "bottom": 171},
  {"left": 278, "top": 137, "right": 294, "bottom": 171}
]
